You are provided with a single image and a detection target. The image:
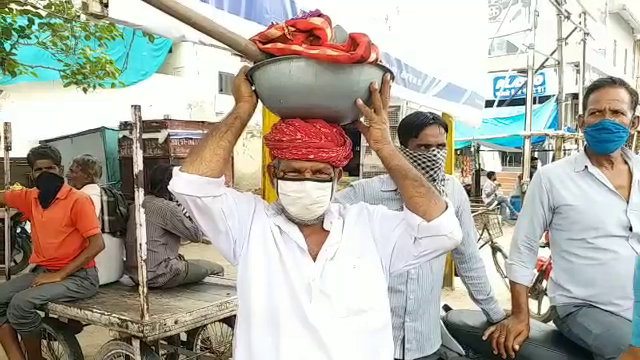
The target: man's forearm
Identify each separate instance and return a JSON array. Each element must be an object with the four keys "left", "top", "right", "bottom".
[
  {"left": 375, "top": 145, "right": 446, "bottom": 221},
  {"left": 58, "top": 235, "right": 104, "bottom": 279},
  {"left": 181, "top": 104, "right": 255, "bottom": 178},
  {"left": 509, "top": 281, "right": 530, "bottom": 319}
]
